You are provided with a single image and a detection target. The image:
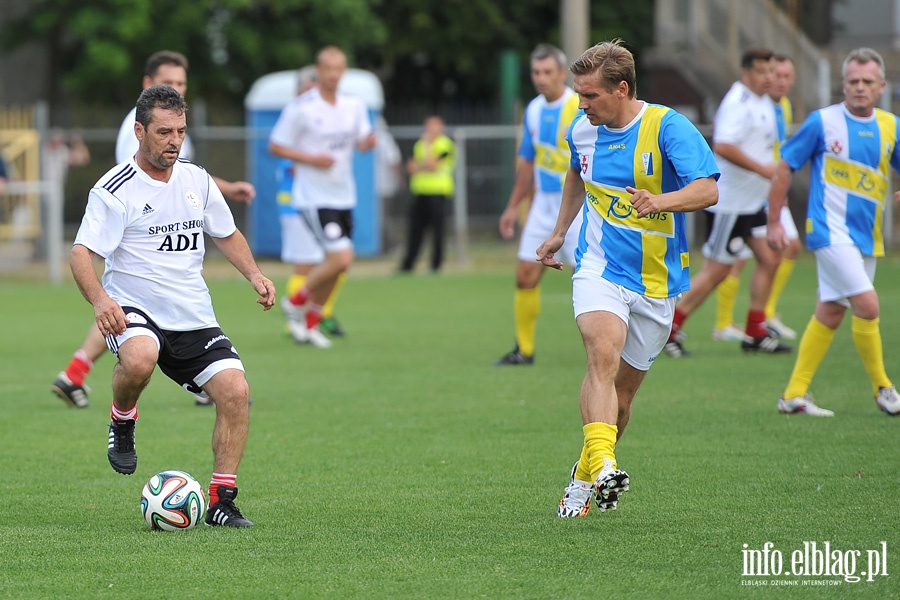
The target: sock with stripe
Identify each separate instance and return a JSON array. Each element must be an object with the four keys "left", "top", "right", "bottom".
[
  {"left": 306, "top": 302, "right": 323, "bottom": 330},
  {"left": 670, "top": 307, "right": 688, "bottom": 339},
  {"left": 765, "top": 258, "right": 794, "bottom": 319},
  {"left": 745, "top": 309, "right": 768, "bottom": 339},
  {"left": 715, "top": 274, "right": 741, "bottom": 330},
  {"left": 286, "top": 274, "right": 307, "bottom": 298},
  {"left": 322, "top": 273, "right": 347, "bottom": 320},
  {"left": 64, "top": 350, "right": 93, "bottom": 387},
  {"left": 110, "top": 403, "right": 137, "bottom": 422},
  {"left": 784, "top": 316, "right": 835, "bottom": 399},
  {"left": 513, "top": 287, "right": 540, "bottom": 357},
  {"left": 208, "top": 473, "right": 237, "bottom": 506},
  {"left": 851, "top": 316, "right": 892, "bottom": 395}
]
